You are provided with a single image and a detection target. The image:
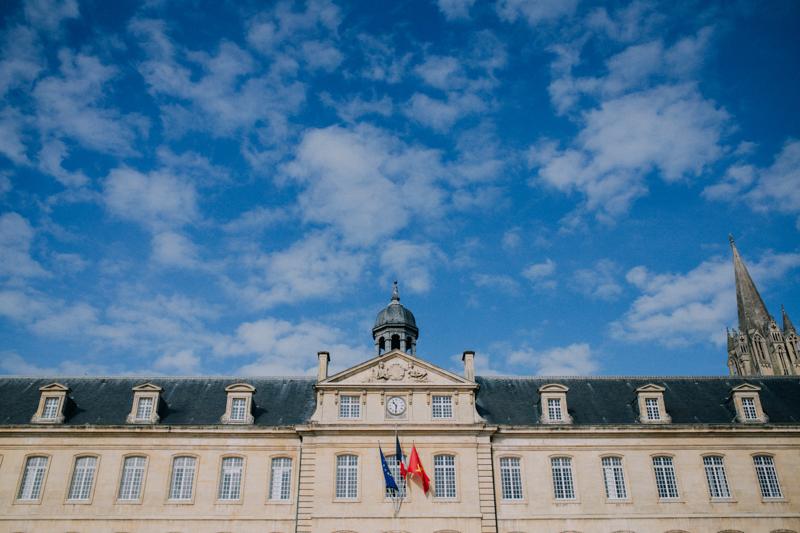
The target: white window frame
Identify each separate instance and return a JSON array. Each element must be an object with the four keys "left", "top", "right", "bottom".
[
  {"left": 499, "top": 457, "right": 523, "bottom": 500},
  {"left": 269, "top": 457, "right": 293, "bottom": 501},
  {"left": 547, "top": 398, "right": 562, "bottom": 421},
  {"left": 217, "top": 456, "right": 244, "bottom": 502},
  {"left": 538, "top": 384, "right": 572, "bottom": 424},
  {"left": 117, "top": 456, "right": 147, "bottom": 502},
  {"left": 230, "top": 398, "right": 247, "bottom": 421},
  {"left": 168, "top": 456, "right": 197, "bottom": 502},
  {"left": 67, "top": 456, "right": 98, "bottom": 502},
  {"left": 126, "top": 382, "right": 162, "bottom": 424},
  {"left": 31, "top": 383, "right": 69, "bottom": 424},
  {"left": 335, "top": 454, "right": 359, "bottom": 500},
  {"left": 42, "top": 397, "right": 60, "bottom": 420},
  {"left": 434, "top": 454, "right": 457, "bottom": 499},
  {"left": 17, "top": 456, "right": 49, "bottom": 502},
  {"left": 432, "top": 396, "right": 453, "bottom": 419},
  {"left": 730, "top": 384, "right": 768, "bottom": 423},
  {"left": 550, "top": 457, "right": 575, "bottom": 500},
  {"left": 652, "top": 456, "right": 680, "bottom": 499},
  {"left": 753, "top": 455, "right": 783, "bottom": 499},
  {"left": 635, "top": 384, "right": 671, "bottom": 424},
  {"left": 645, "top": 398, "right": 660, "bottom": 421},
  {"left": 339, "top": 396, "right": 361, "bottom": 419},
  {"left": 703, "top": 456, "right": 731, "bottom": 499},
  {"left": 221, "top": 383, "right": 255, "bottom": 424},
  {"left": 601, "top": 456, "right": 628, "bottom": 500},
  {"left": 384, "top": 454, "right": 407, "bottom": 499}
]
